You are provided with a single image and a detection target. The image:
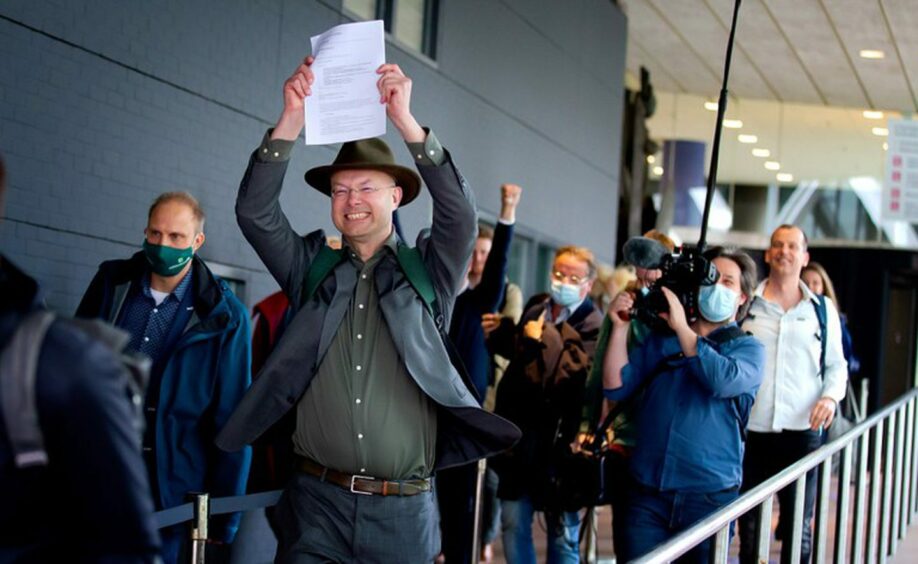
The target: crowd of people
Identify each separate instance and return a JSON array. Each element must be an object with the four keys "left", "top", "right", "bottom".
[{"left": 0, "top": 54, "right": 859, "bottom": 564}]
